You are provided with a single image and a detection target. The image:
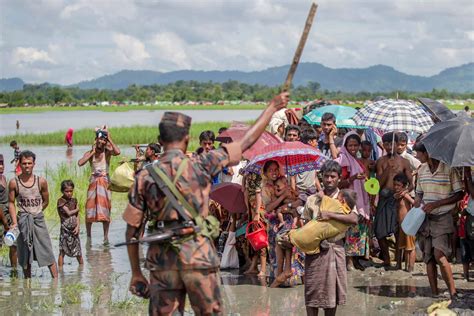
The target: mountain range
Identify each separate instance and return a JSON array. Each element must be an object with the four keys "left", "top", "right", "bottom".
[{"left": 1, "top": 62, "right": 473, "bottom": 93}]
